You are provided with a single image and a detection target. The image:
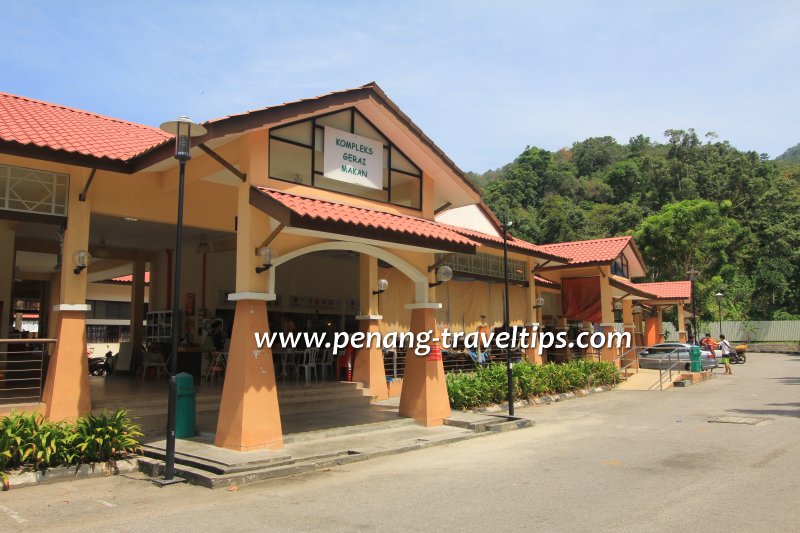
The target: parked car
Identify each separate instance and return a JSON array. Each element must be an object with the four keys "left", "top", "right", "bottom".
[{"left": 637, "top": 343, "right": 718, "bottom": 371}]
